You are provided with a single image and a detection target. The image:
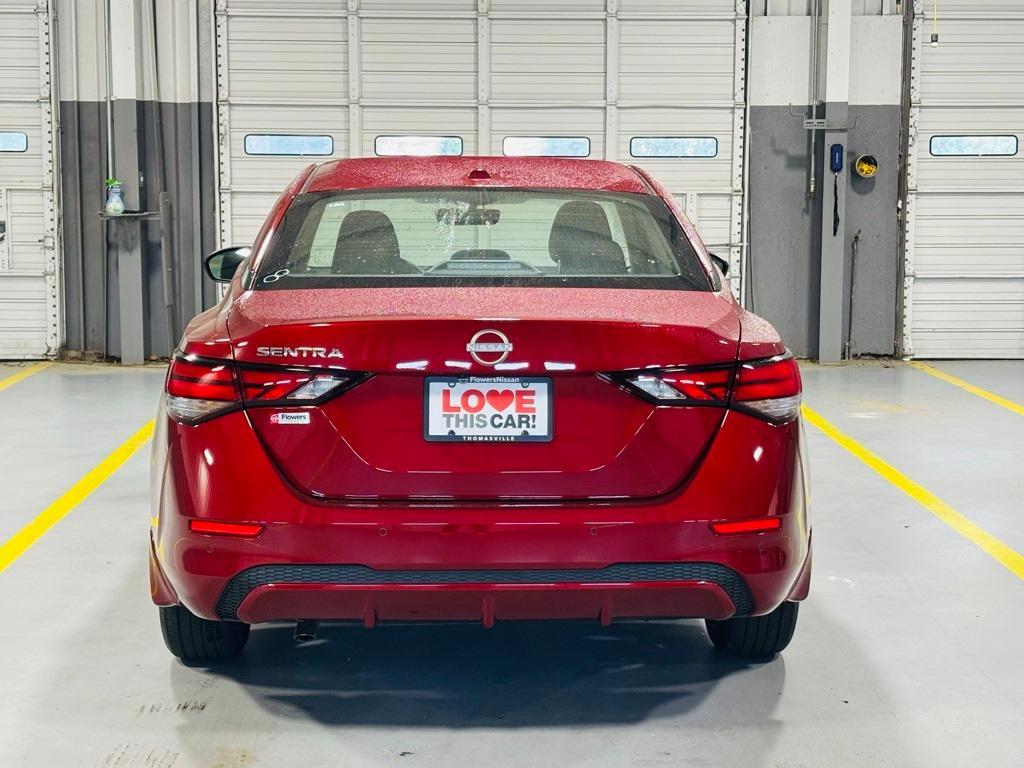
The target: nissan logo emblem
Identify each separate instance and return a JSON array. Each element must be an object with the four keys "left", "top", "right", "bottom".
[{"left": 466, "top": 329, "right": 513, "bottom": 366}]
